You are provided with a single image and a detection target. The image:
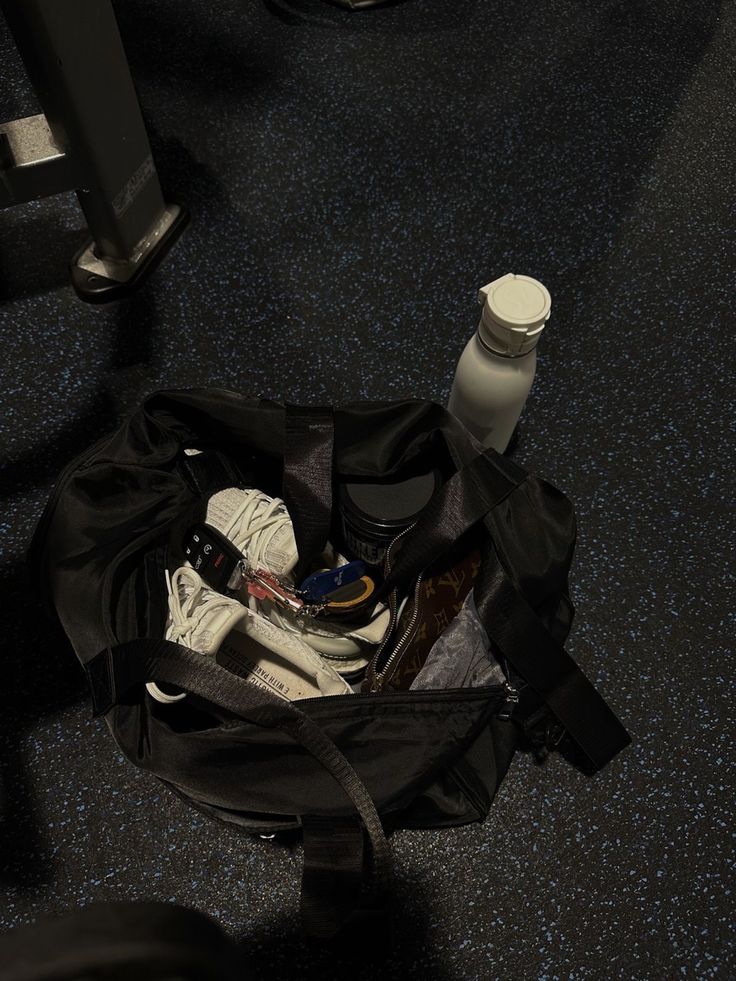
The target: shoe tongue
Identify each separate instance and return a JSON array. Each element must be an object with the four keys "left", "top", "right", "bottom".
[
  {"left": 205, "top": 488, "right": 298, "bottom": 577},
  {"left": 265, "top": 524, "right": 299, "bottom": 576}
]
